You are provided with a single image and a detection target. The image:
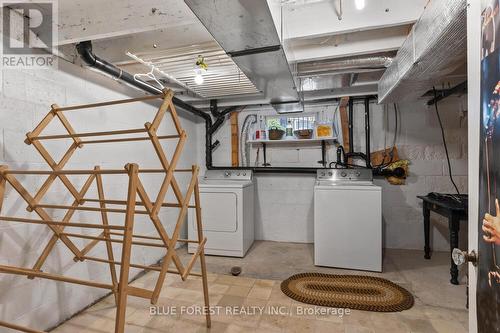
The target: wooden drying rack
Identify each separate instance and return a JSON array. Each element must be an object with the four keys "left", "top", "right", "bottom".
[{"left": 0, "top": 90, "right": 210, "bottom": 333}]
